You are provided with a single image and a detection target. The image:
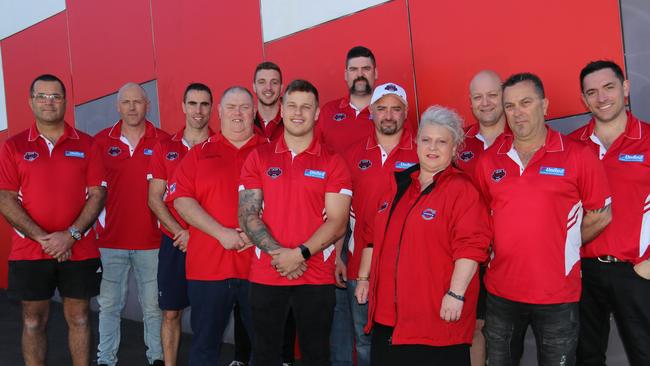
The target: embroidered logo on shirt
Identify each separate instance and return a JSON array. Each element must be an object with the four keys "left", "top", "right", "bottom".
[
  {"left": 421, "top": 208, "right": 437, "bottom": 221},
  {"left": 619, "top": 154, "right": 644, "bottom": 162},
  {"left": 64, "top": 151, "right": 85, "bottom": 158},
  {"left": 395, "top": 161, "right": 416, "bottom": 170},
  {"left": 459, "top": 151, "right": 474, "bottom": 162},
  {"left": 358, "top": 159, "right": 372, "bottom": 170},
  {"left": 267, "top": 167, "right": 283, "bottom": 179},
  {"left": 108, "top": 146, "right": 122, "bottom": 157},
  {"left": 539, "top": 166, "right": 565, "bottom": 176},
  {"left": 378, "top": 201, "right": 389, "bottom": 213},
  {"left": 304, "top": 169, "right": 326, "bottom": 179},
  {"left": 144, "top": 149, "right": 154, "bottom": 156},
  {"left": 333, "top": 113, "right": 346, "bottom": 121},
  {"left": 23, "top": 152, "right": 39, "bottom": 161},
  {"left": 491, "top": 168, "right": 506, "bottom": 182},
  {"left": 166, "top": 151, "right": 179, "bottom": 161}
]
